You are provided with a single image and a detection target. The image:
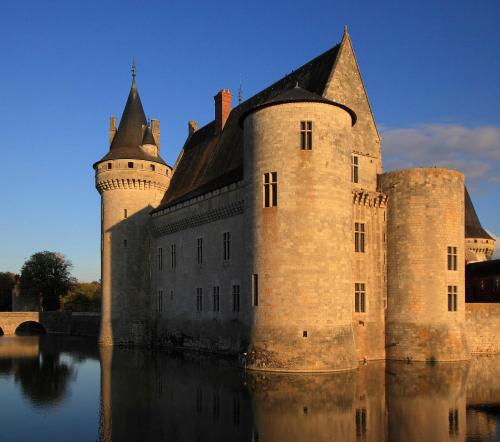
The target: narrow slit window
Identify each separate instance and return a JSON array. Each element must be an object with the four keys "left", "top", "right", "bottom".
[
  {"left": 157, "top": 290, "right": 163, "bottom": 313},
  {"left": 300, "top": 121, "right": 313, "bottom": 150},
  {"left": 171, "top": 244, "right": 176, "bottom": 269},
  {"left": 197, "top": 238, "right": 203, "bottom": 265},
  {"left": 223, "top": 232, "right": 231, "bottom": 261},
  {"left": 356, "top": 408, "right": 367, "bottom": 437},
  {"left": 354, "top": 223, "right": 366, "bottom": 253},
  {"left": 252, "top": 274, "right": 259, "bottom": 306},
  {"left": 447, "top": 246, "right": 457, "bottom": 271},
  {"left": 263, "top": 172, "right": 278, "bottom": 207},
  {"left": 107, "top": 162, "right": 112, "bottom": 170},
  {"left": 448, "top": 409, "right": 459, "bottom": 436},
  {"left": 213, "top": 286, "right": 220, "bottom": 312},
  {"left": 196, "top": 288, "right": 203, "bottom": 312},
  {"left": 124, "top": 209, "right": 128, "bottom": 218},
  {"left": 355, "top": 283, "right": 366, "bottom": 313},
  {"left": 352, "top": 155, "right": 359, "bottom": 183},
  {"left": 232, "top": 285, "right": 240, "bottom": 313},
  {"left": 150, "top": 164, "right": 155, "bottom": 171},
  {"left": 447, "top": 285, "right": 458, "bottom": 312}
]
